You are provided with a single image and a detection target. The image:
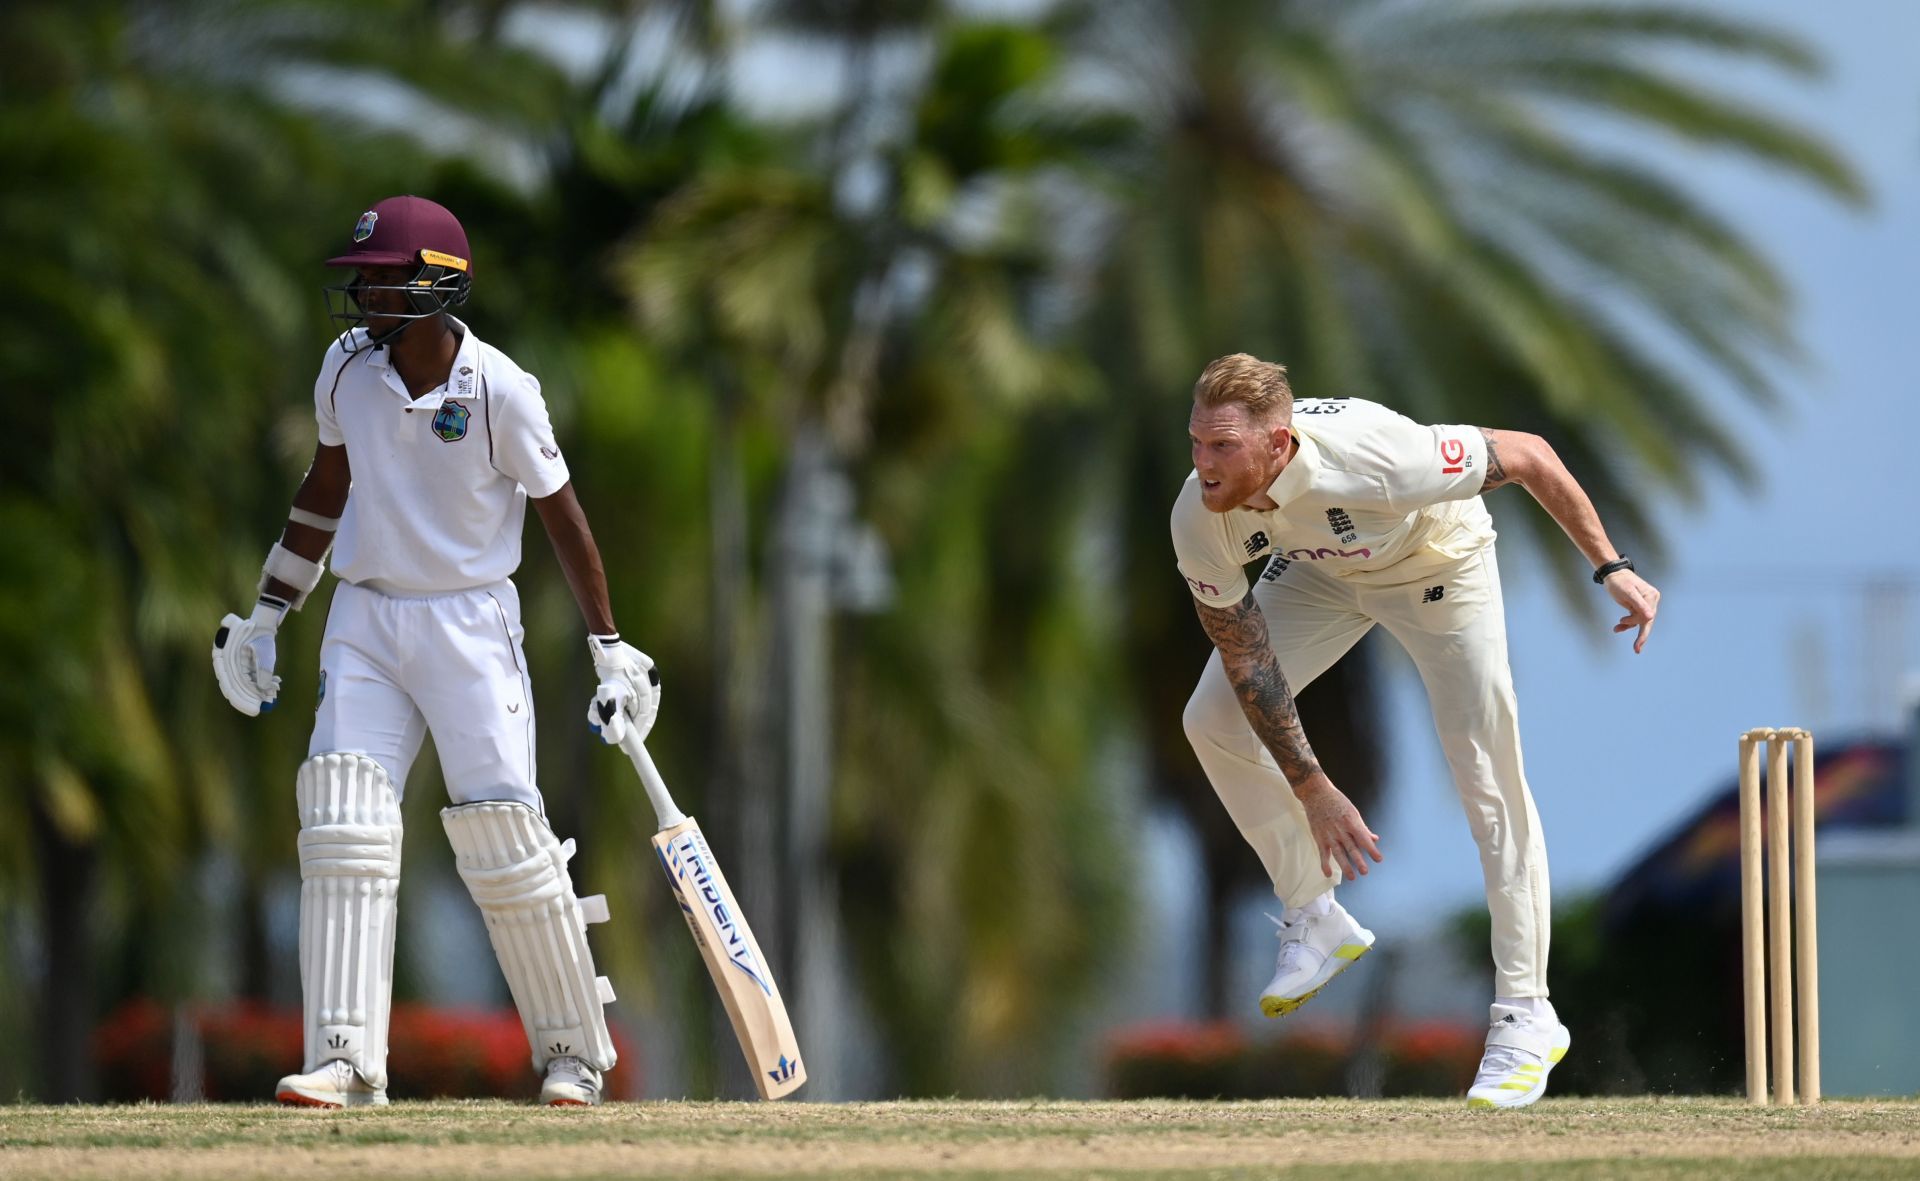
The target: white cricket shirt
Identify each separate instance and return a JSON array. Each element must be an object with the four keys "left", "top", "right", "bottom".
[
  {"left": 314, "top": 317, "right": 570, "bottom": 594},
  {"left": 1171, "top": 397, "right": 1493, "bottom": 607}
]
